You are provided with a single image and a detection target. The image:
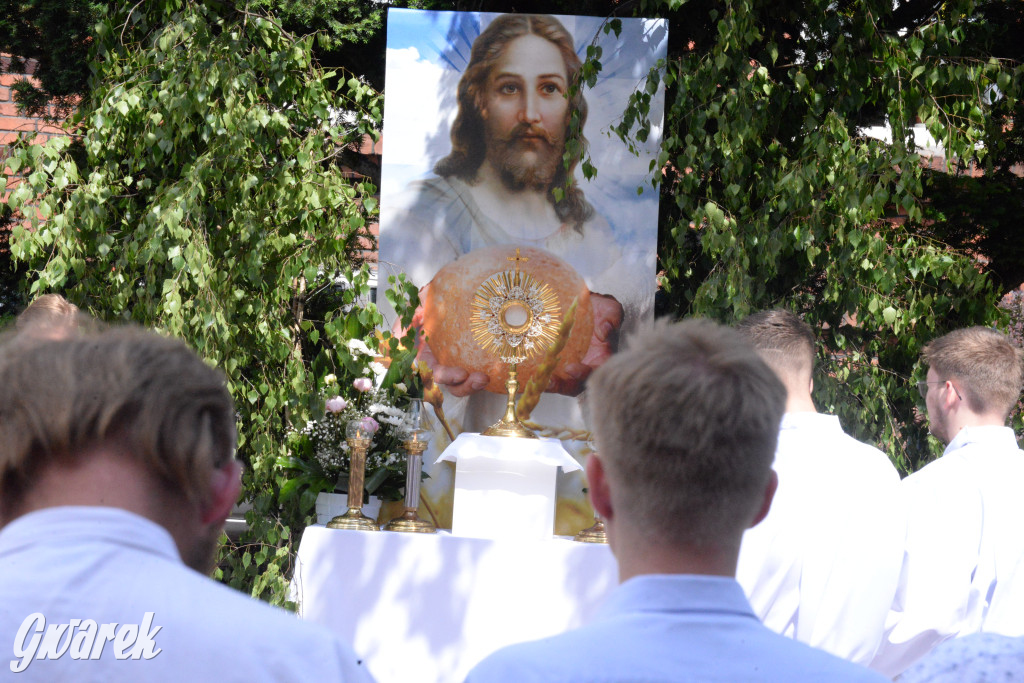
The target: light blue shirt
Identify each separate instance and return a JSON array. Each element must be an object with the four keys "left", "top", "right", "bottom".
[
  {"left": 0, "top": 506, "right": 375, "bottom": 682},
  {"left": 465, "top": 574, "right": 888, "bottom": 682},
  {"left": 897, "top": 633, "right": 1024, "bottom": 682}
]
